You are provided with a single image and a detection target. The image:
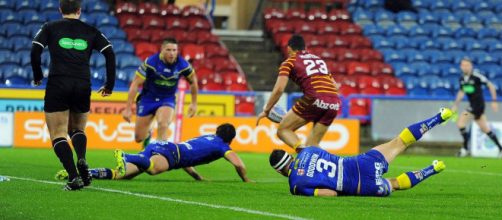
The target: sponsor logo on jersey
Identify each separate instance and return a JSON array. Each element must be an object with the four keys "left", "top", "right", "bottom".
[
  {"left": 313, "top": 99, "right": 340, "bottom": 110},
  {"left": 419, "top": 123, "right": 428, "bottom": 134},
  {"left": 58, "top": 38, "right": 88, "bottom": 50},
  {"left": 307, "top": 153, "right": 319, "bottom": 177},
  {"left": 297, "top": 169, "right": 305, "bottom": 176}
]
